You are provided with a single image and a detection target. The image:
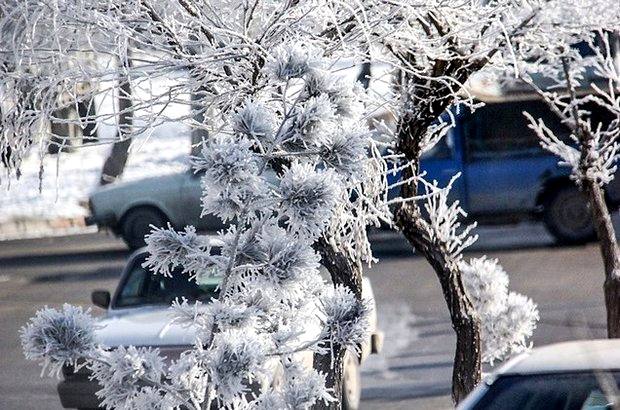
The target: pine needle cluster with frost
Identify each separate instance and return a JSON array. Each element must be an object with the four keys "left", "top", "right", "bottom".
[
  {"left": 460, "top": 257, "right": 539, "bottom": 364},
  {"left": 20, "top": 304, "right": 98, "bottom": 377}
]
